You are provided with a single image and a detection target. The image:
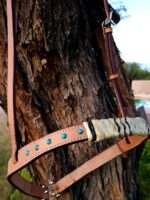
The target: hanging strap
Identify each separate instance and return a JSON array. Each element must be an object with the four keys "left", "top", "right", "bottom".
[
  {"left": 102, "top": 3, "right": 126, "bottom": 118},
  {"left": 6, "top": 0, "right": 148, "bottom": 199},
  {"left": 7, "top": 0, "right": 18, "bottom": 164}
]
